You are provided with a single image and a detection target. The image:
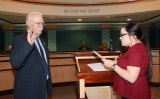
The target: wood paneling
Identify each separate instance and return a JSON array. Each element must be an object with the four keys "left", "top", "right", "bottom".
[
  {"left": 0, "top": 50, "right": 159, "bottom": 91},
  {"left": 0, "top": 70, "right": 15, "bottom": 91},
  {"left": 0, "top": 53, "right": 77, "bottom": 91},
  {"left": 0, "top": 56, "right": 10, "bottom": 61},
  {"left": 51, "top": 66, "right": 77, "bottom": 83},
  {"left": 50, "top": 58, "right": 75, "bottom": 66},
  {"left": 0, "top": 62, "right": 12, "bottom": 70},
  {"left": 151, "top": 50, "right": 160, "bottom": 83},
  {"left": 50, "top": 53, "right": 77, "bottom": 83},
  {"left": 151, "top": 65, "right": 160, "bottom": 83}
]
